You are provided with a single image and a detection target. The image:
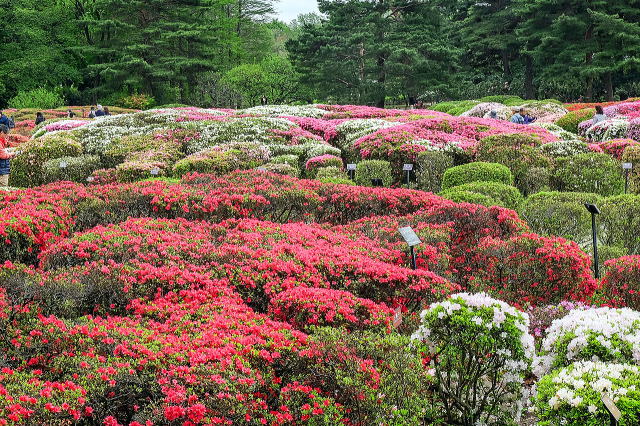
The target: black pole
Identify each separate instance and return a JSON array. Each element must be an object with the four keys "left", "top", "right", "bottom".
[
  {"left": 592, "top": 213, "right": 599, "bottom": 279},
  {"left": 625, "top": 170, "right": 630, "bottom": 195},
  {"left": 406, "top": 170, "right": 410, "bottom": 186},
  {"left": 410, "top": 246, "right": 417, "bottom": 270}
]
